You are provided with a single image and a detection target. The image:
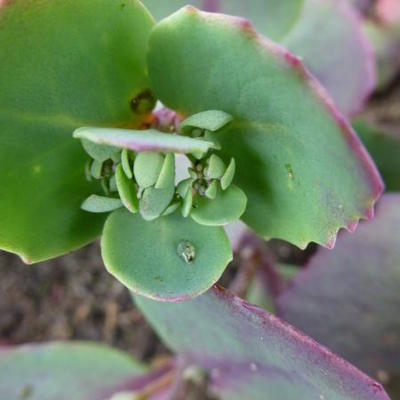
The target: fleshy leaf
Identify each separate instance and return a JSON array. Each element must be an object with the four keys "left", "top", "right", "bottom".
[
  {"left": 280, "top": 0, "right": 376, "bottom": 115},
  {"left": 0, "top": 0, "right": 154, "bottom": 262},
  {"left": 74, "top": 127, "right": 218, "bottom": 155},
  {"left": 115, "top": 165, "right": 139, "bottom": 213},
  {"left": 134, "top": 152, "right": 165, "bottom": 189},
  {"left": 205, "top": 154, "right": 226, "bottom": 180},
  {"left": 146, "top": 8, "right": 383, "bottom": 249},
  {"left": 220, "top": 158, "right": 235, "bottom": 190},
  {"left": 81, "top": 139, "right": 120, "bottom": 162},
  {"left": 277, "top": 194, "right": 400, "bottom": 382},
  {"left": 143, "top": 0, "right": 374, "bottom": 115},
  {"left": 81, "top": 195, "right": 123, "bottom": 213},
  {"left": 135, "top": 287, "right": 389, "bottom": 400},
  {"left": 139, "top": 185, "right": 175, "bottom": 221},
  {"left": 0, "top": 342, "right": 147, "bottom": 400},
  {"left": 354, "top": 119, "right": 400, "bottom": 191},
  {"left": 102, "top": 208, "right": 232, "bottom": 300},
  {"left": 121, "top": 148, "right": 133, "bottom": 179},
  {"left": 191, "top": 185, "right": 247, "bottom": 226},
  {"left": 155, "top": 153, "right": 175, "bottom": 189},
  {"left": 142, "top": 0, "right": 305, "bottom": 40},
  {"left": 179, "top": 110, "right": 233, "bottom": 133}
]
